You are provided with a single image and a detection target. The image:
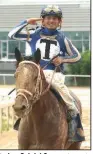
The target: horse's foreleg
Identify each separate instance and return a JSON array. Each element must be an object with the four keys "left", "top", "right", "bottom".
[{"left": 18, "top": 118, "right": 30, "bottom": 150}]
